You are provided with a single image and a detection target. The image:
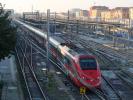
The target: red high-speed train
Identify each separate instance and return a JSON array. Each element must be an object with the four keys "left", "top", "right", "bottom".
[
  {"left": 16, "top": 20, "right": 101, "bottom": 89},
  {"left": 50, "top": 36, "right": 101, "bottom": 88}
]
